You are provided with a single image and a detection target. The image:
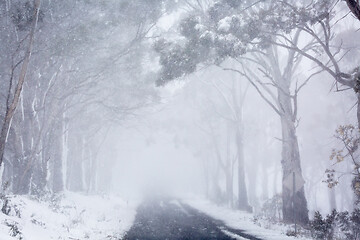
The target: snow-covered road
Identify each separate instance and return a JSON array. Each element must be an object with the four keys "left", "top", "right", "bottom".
[{"left": 123, "top": 198, "right": 262, "bottom": 240}]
